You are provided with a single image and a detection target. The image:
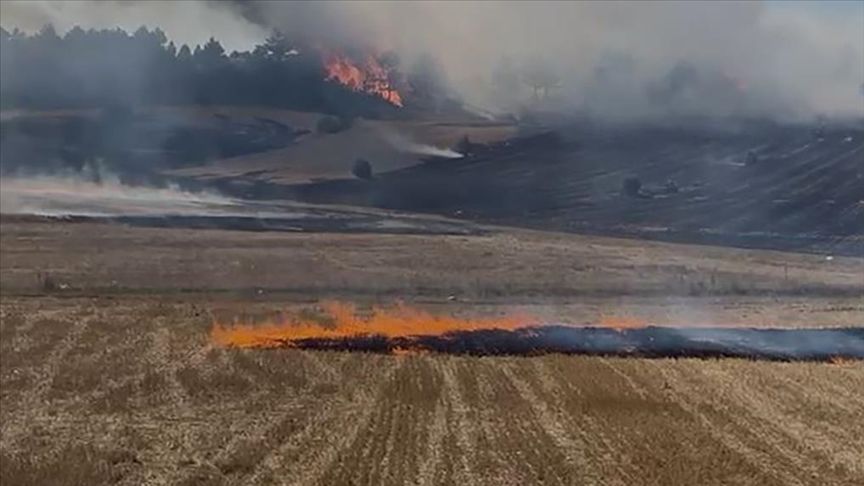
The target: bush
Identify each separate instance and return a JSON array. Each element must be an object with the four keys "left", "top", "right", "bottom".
[
  {"left": 454, "top": 135, "right": 473, "bottom": 155},
  {"left": 664, "top": 178, "right": 679, "bottom": 194},
  {"left": 100, "top": 104, "right": 135, "bottom": 126},
  {"left": 622, "top": 177, "right": 642, "bottom": 197},
  {"left": 352, "top": 159, "right": 373, "bottom": 180},
  {"left": 37, "top": 272, "right": 57, "bottom": 292},
  {"left": 316, "top": 115, "right": 352, "bottom": 134}
]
